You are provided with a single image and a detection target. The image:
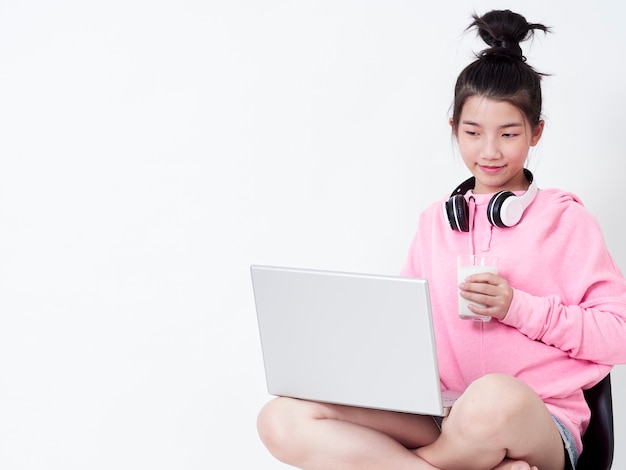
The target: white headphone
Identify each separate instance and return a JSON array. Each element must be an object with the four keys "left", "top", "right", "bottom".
[{"left": 444, "top": 169, "right": 537, "bottom": 232}]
